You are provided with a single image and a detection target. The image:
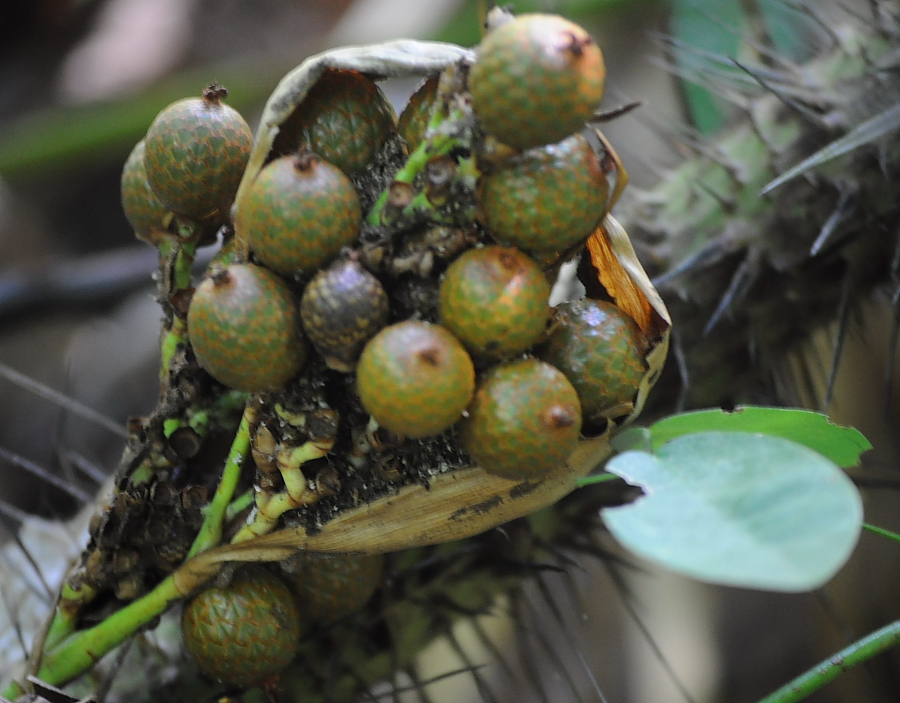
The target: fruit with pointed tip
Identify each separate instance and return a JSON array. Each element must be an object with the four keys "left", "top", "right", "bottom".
[
  {"left": 356, "top": 321, "right": 474, "bottom": 438},
  {"left": 187, "top": 263, "right": 307, "bottom": 392},
  {"left": 144, "top": 84, "right": 252, "bottom": 219},
  {"left": 460, "top": 358, "right": 581, "bottom": 480},
  {"left": 469, "top": 13, "right": 605, "bottom": 151}
]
